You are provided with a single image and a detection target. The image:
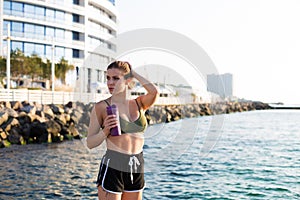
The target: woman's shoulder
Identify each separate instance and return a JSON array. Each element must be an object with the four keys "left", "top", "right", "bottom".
[{"left": 94, "top": 98, "right": 110, "bottom": 110}]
